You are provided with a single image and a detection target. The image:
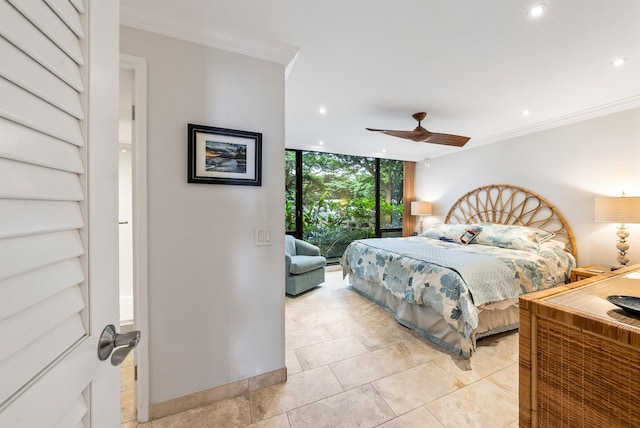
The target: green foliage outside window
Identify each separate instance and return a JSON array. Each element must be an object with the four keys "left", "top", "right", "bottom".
[{"left": 286, "top": 150, "right": 404, "bottom": 260}]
